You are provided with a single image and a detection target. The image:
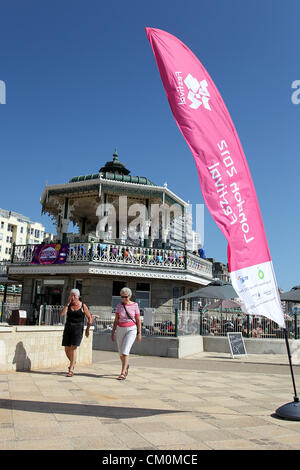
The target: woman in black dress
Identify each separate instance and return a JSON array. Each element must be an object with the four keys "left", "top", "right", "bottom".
[{"left": 61, "top": 289, "right": 93, "bottom": 376}]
